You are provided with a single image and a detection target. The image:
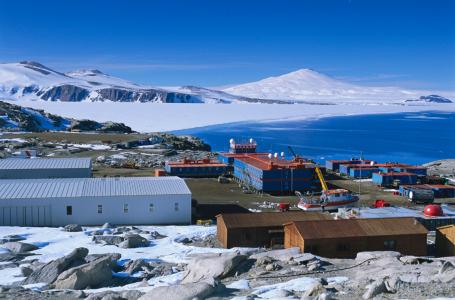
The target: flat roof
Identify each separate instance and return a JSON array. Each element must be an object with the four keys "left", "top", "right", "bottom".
[
  {"left": 0, "top": 176, "right": 191, "bottom": 199},
  {"left": 217, "top": 211, "right": 332, "bottom": 229},
  {"left": 236, "top": 156, "right": 315, "bottom": 171},
  {"left": 0, "top": 158, "right": 92, "bottom": 170},
  {"left": 375, "top": 172, "right": 417, "bottom": 177},
  {"left": 401, "top": 184, "right": 455, "bottom": 190},
  {"left": 289, "top": 217, "right": 428, "bottom": 240}
]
